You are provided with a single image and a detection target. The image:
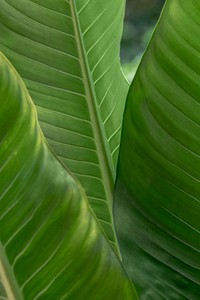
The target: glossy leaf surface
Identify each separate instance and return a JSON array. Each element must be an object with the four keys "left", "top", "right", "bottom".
[
  {"left": 0, "top": 0, "right": 128, "bottom": 250},
  {"left": 115, "top": 1, "right": 200, "bottom": 299},
  {"left": 0, "top": 53, "right": 137, "bottom": 300}
]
